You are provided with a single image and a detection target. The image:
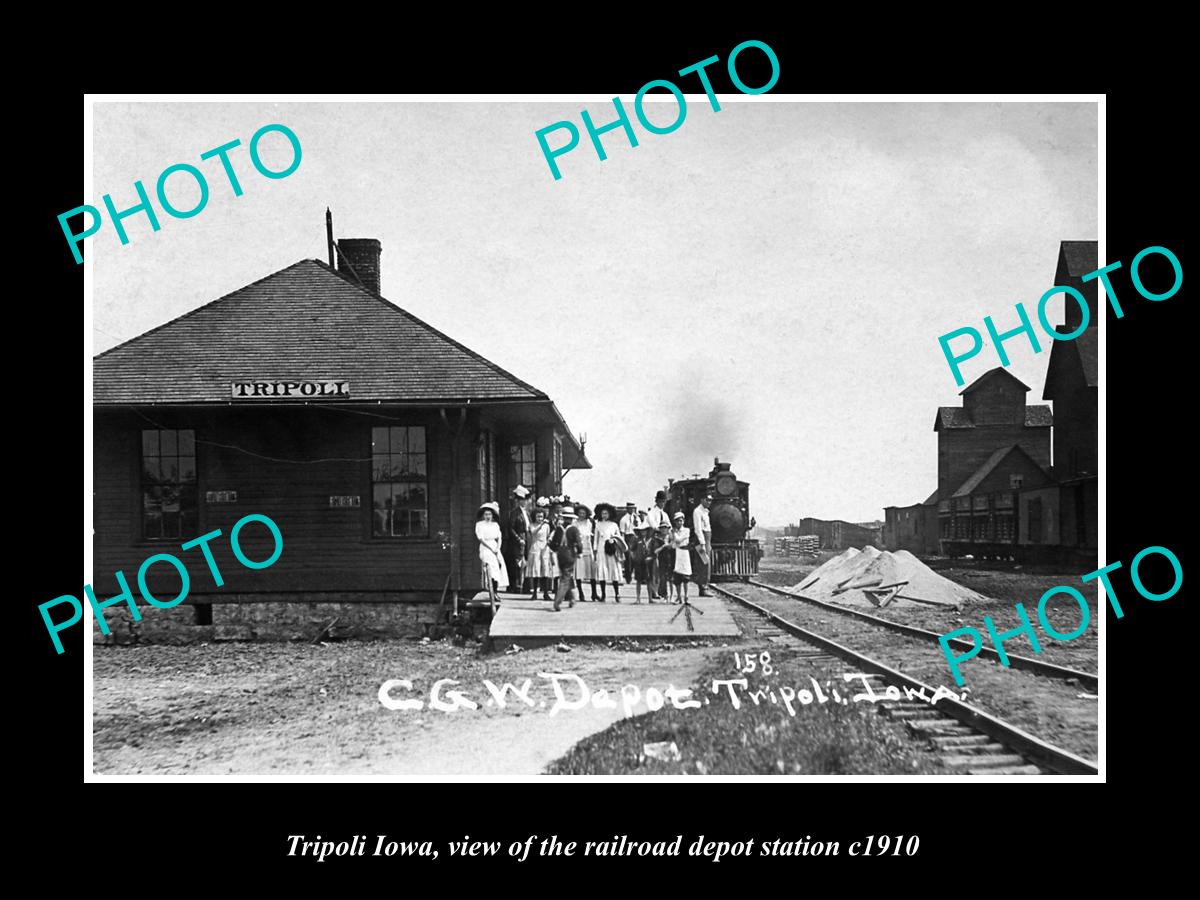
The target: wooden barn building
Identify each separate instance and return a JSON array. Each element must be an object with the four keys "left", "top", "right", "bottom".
[
  {"left": 883, "top": 490, "right": 939, "bottom": 556},
  {"left": 790, "top": 517, "right": 881, "bottom": 550},
  {"left": 92, "top": 237, "right": 589, "bottom": 641},
  {"left": 933, "top": 367, "right": 1054, "bottom": 547},
  {"left": 1042, "top": 240, "right": 1099, "bottom": 560},
  {"left": 884, "top": 241, "right": 1098, "bottom": 565}
]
